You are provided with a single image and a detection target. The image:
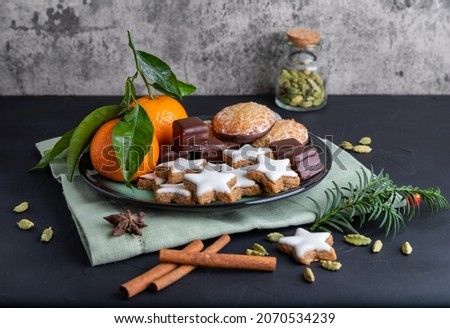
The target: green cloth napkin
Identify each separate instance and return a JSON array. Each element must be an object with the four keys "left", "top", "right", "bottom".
[{"left": 36, "top": 138, "right": 369, "bottom": 266}]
